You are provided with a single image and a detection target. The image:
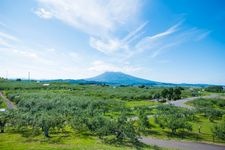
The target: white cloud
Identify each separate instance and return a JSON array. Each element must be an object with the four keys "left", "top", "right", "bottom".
[
  {"left": 35, "top": 0, "right": 185, "bottom": 59},
  {"left": 36, "top": 0, "right": 141, "bottom": 36},
  {"left": 35, "top": 0, "right": 209, "bottom": 60},
  {"left": 90, "top": 22, "right": 148, "bottom": 55},
  {"left": 0, "top": 38, "right": 11, "bottom": 47},
  {"left": 35, "top": 0, "right": 142, "bottom": 55},
  {"left": 35, "top": 1, "right": 195, "bottom": 59},
  {"left": 34, "top": 8, "right": 53, "bottom": 19},
  {"left": 89, "top": 37, "right": 122, "bottom": 54}
]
